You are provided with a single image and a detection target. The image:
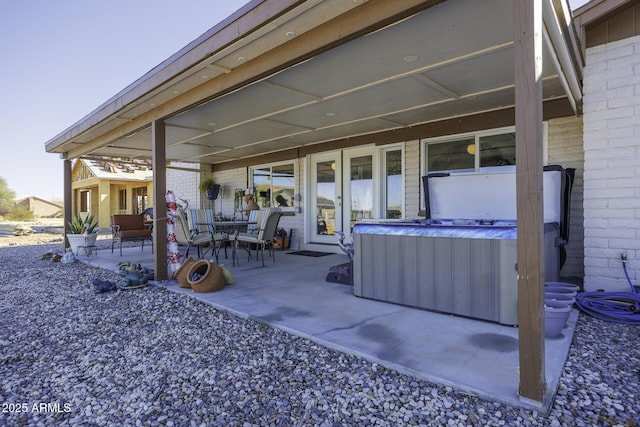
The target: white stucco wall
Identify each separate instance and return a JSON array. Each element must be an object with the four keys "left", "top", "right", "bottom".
[{"left": 582, "top": 35, "right": 640, "bottom": 292}]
